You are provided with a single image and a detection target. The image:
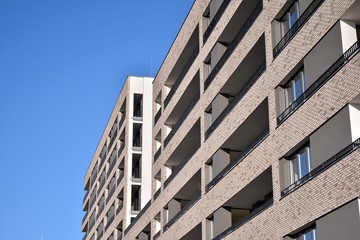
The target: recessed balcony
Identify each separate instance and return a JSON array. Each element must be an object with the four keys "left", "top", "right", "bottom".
[
  {"left": 205, "top": 99, "right": 269, "bottom": 192},
  {"left": 163, "top": 170, "right": 201, "bottom": 232},
  {"left": 136, "top": 222, "right": 151, "bottom": 240},
  {"left": 164, "top": 26, "right": 199, "bottom": 109},
  {"left": 164, "top": 72, "right": 200, "bottom": 148},
  {"left": 164, "top": 120, "right": 201, "bottom": 189},
  {"left": 206, "top": 167, "right": 273, "bottom": 240},
  {"left": 204, "top": 0, "right": 263, "bottom": 90},
  {"left": 180, "top": 223, "right": 202, "bottom": 240},
  {"left": 204, "top": 35, "right": 266, "bottom": 139}
]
